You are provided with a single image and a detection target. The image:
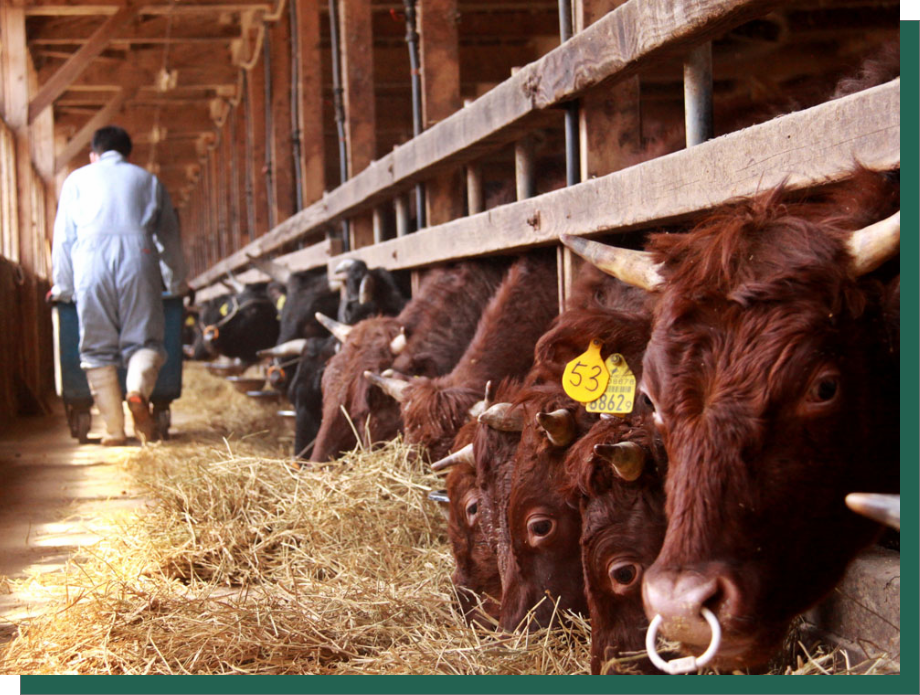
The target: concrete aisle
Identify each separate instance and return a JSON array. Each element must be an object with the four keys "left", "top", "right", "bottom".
[{"left": 0, "top": 401, "right": 145, "bottom": 641}]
